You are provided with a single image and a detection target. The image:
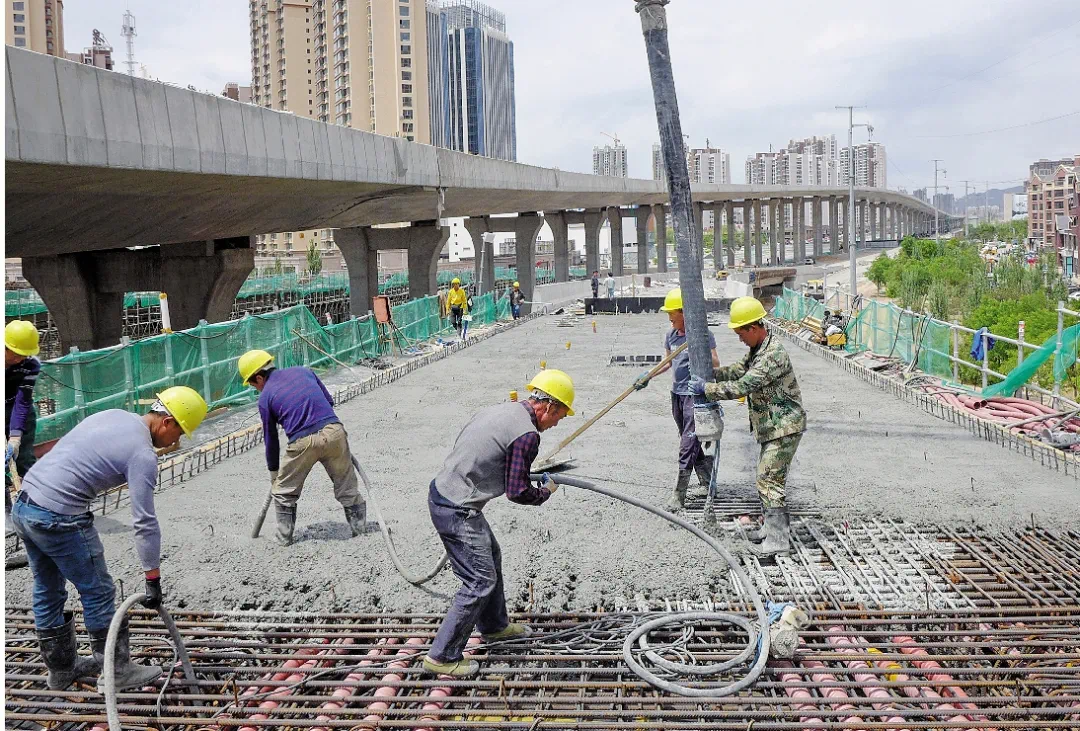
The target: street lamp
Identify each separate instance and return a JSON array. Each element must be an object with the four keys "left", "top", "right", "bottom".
[{"left": 836, "top": 106, "right": 873, "bottom": 305}]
